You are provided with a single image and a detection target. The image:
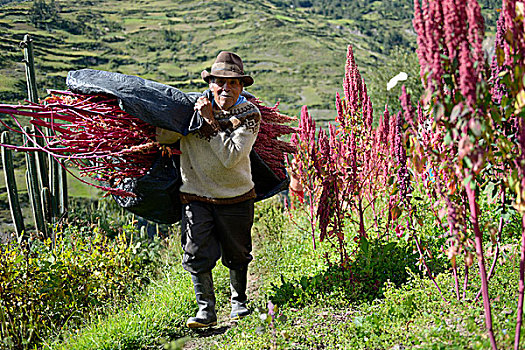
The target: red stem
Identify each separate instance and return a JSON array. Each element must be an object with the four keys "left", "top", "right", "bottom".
[
  {"left": 463, "top": 265, "right": 469, "bottom": 300},
  {"left": 514, "top": 214, "right": 525, "bottom": 350},
  {"left": 465, "top": 183, "right": 497, "bottom": 350},
  {"left": 358, "top": 198, "right": 366, "bottom": 238},
  {"left": 413, "top": 234, "right": 448, "bottom": 303},
  {"left": 452, "top": 264, "right": 461, "bottom": 301},
  {"left": 475, "top": 188, "right": 506, "bottom": 302},
  {"left": 307, "top": 176, "right": 317, "bottom": 250}
]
